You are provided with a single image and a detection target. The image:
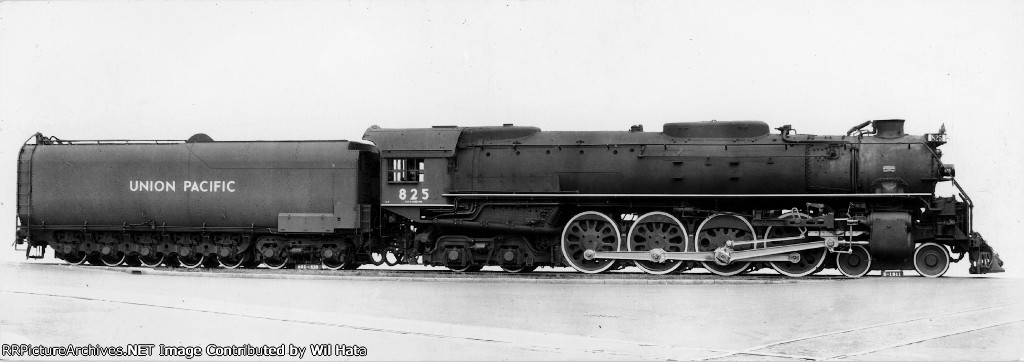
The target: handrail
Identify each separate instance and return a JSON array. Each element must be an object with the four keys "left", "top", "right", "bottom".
[
  {"left": 14, "top": 133, "right": 40, "bottom": 247},
  {"left": 951, "top": 178, "right": 973, "bottom": 234}
]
